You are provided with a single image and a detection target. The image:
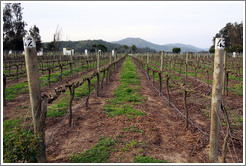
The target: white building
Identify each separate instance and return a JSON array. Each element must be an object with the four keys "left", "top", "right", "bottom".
[{"left": 63, "top": 48, "right": 74, "bottom": 55}]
